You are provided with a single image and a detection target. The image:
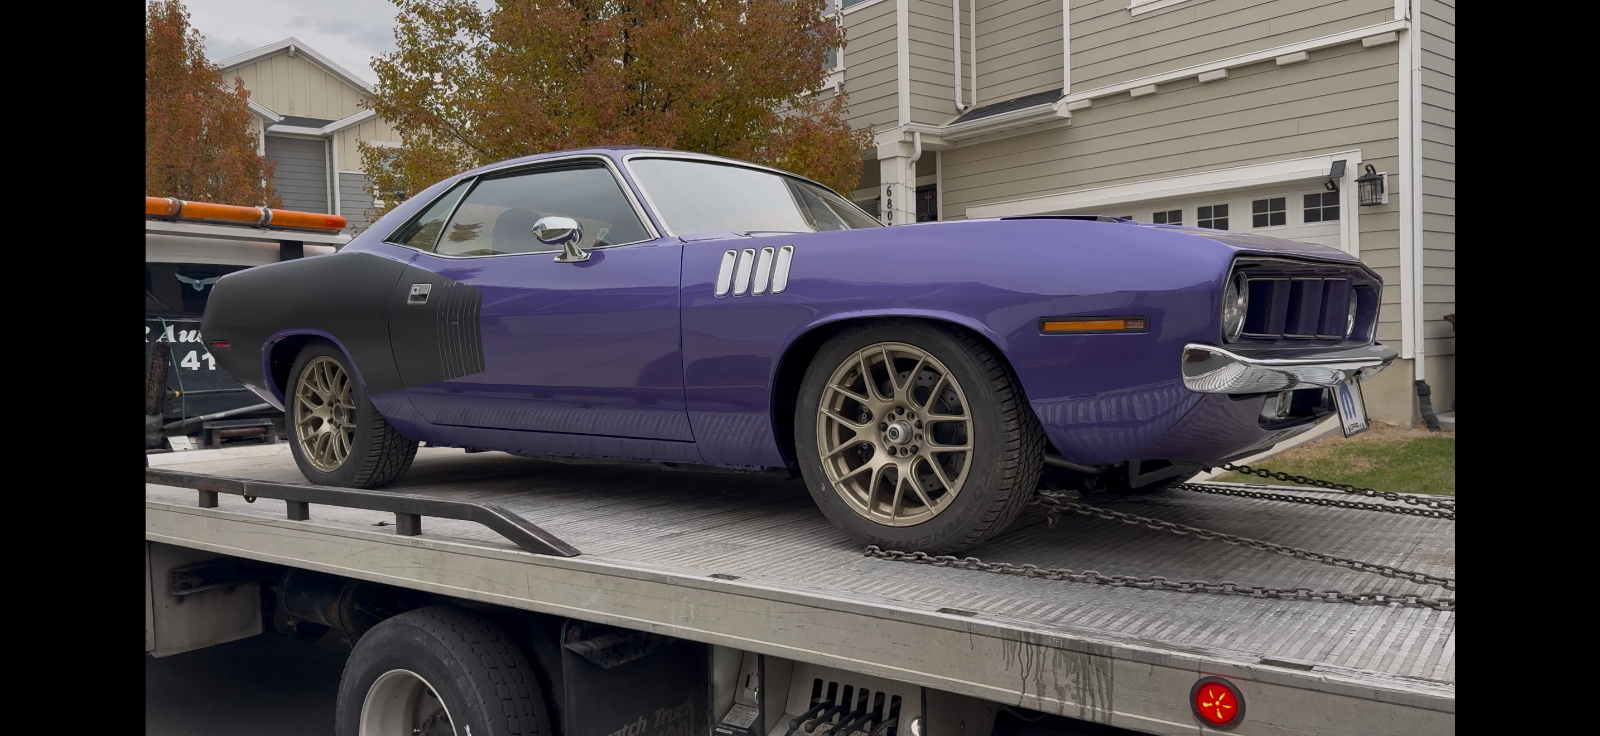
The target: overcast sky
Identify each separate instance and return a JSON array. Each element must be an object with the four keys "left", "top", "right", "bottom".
[{"left": 179, "top": 0, "right": 493, "bottom": 83}]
